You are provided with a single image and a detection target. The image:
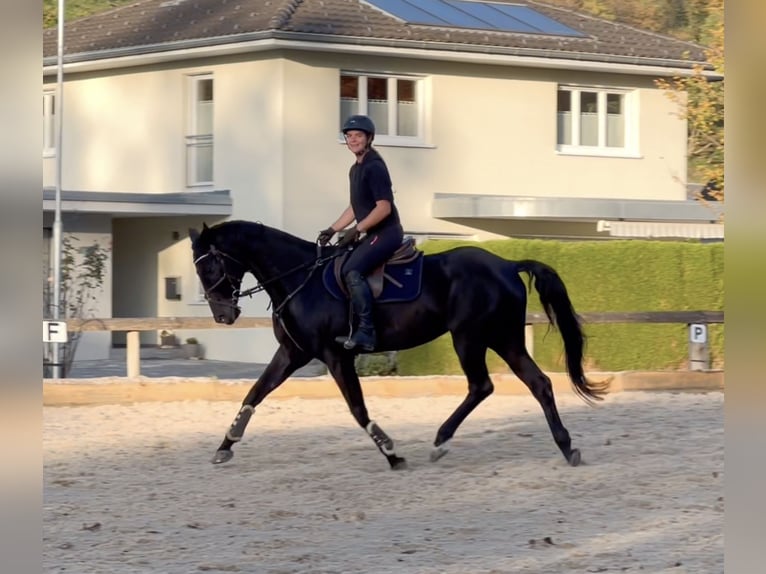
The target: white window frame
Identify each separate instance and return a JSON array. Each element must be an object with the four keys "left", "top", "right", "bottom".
[
  {"left": 193, "top": 277, "right": 207, "bottom": 304},
  {"left": 340, "top": 71, "right": 431, "bottom": 147},
  {"left": 43, "top": 90, "right": 56, "bottom": 157},
  {"left": 556, "top": 85, "right": 640, "bottom": 158},
  {"left": 186, "top": 73, "right": 214, "bottom": 187}
]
